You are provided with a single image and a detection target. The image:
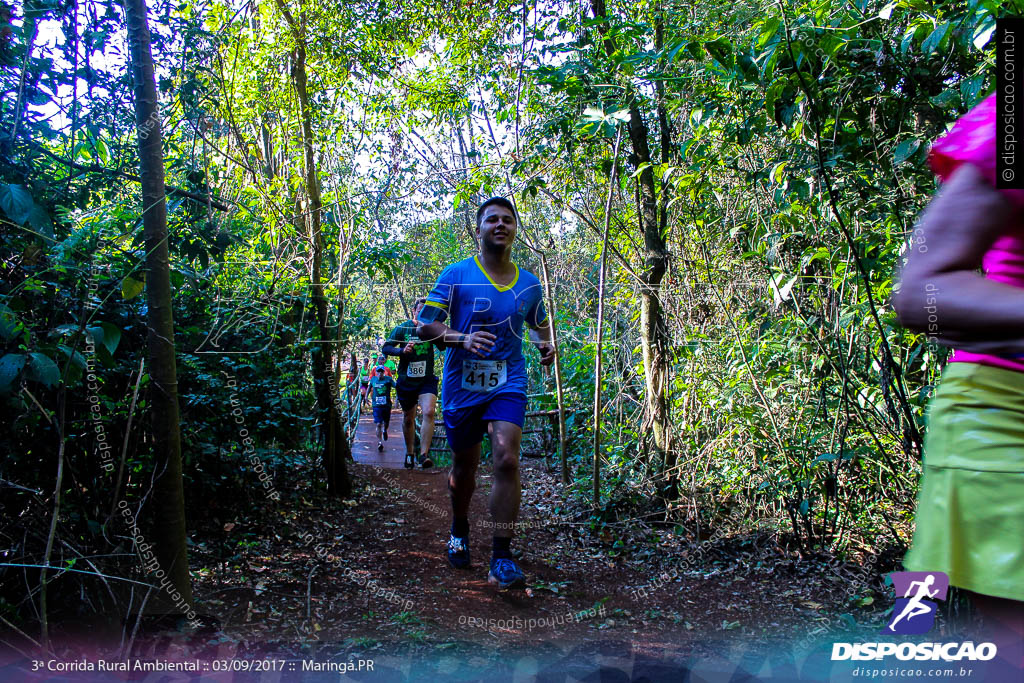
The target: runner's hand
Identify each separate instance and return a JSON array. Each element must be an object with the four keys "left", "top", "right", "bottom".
[
  {"left": 536, "top": 342, "right": 556, "bottom": 367},
  {"left": 402, "top": 342, "right": 416, "bottom": 355},
  {"left": 461, "top": 331, "right": 496, "bottom": 356}
]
